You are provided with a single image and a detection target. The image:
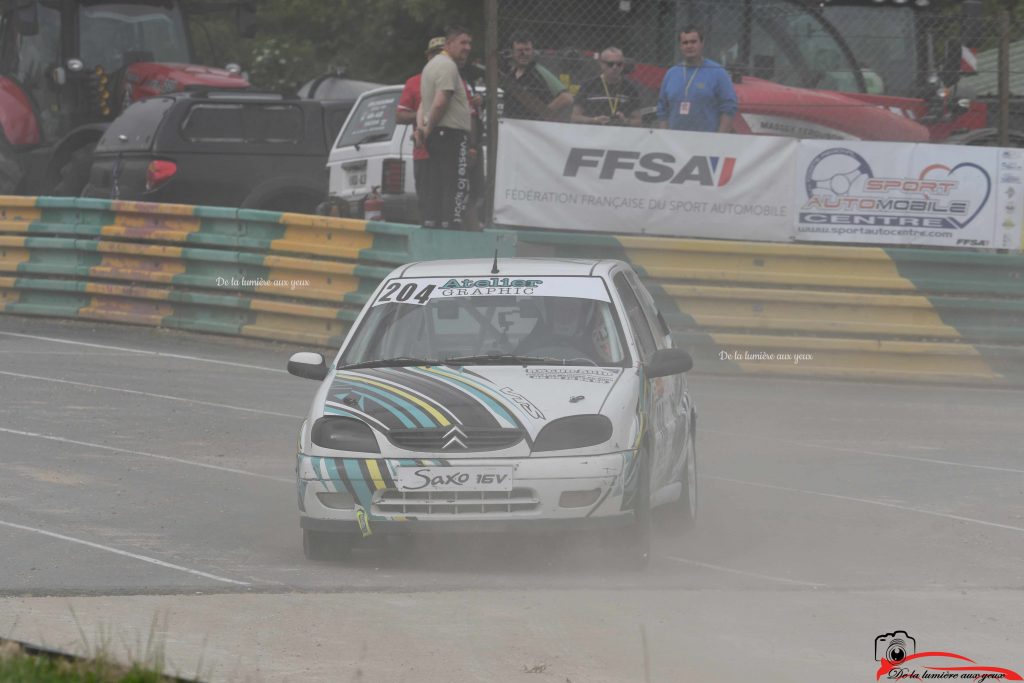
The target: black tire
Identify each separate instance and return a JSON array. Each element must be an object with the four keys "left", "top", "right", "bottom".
[
  {"left": 241, "top": 176, "right": 325, "bottom": 214},
  {"left": 250, "top": 191, "right": 321, "bottom": 214},
  {"left": 659, "top": 426, "right": 697, "bottom": 535},
  {"left": 386, "top": 534, "right": 417, "bottom": 559},
  {"left": 612, "top": 451, "right": 652, "bottom": 571},
  {"left": 52, "top": 144, "right": 96, "bottom": 197},
  {"left": 0, "top": 132, "right": 25, "bottom": 195},
  {"left": 302, "top": 528, "right": 355, "bottom": 561}
]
